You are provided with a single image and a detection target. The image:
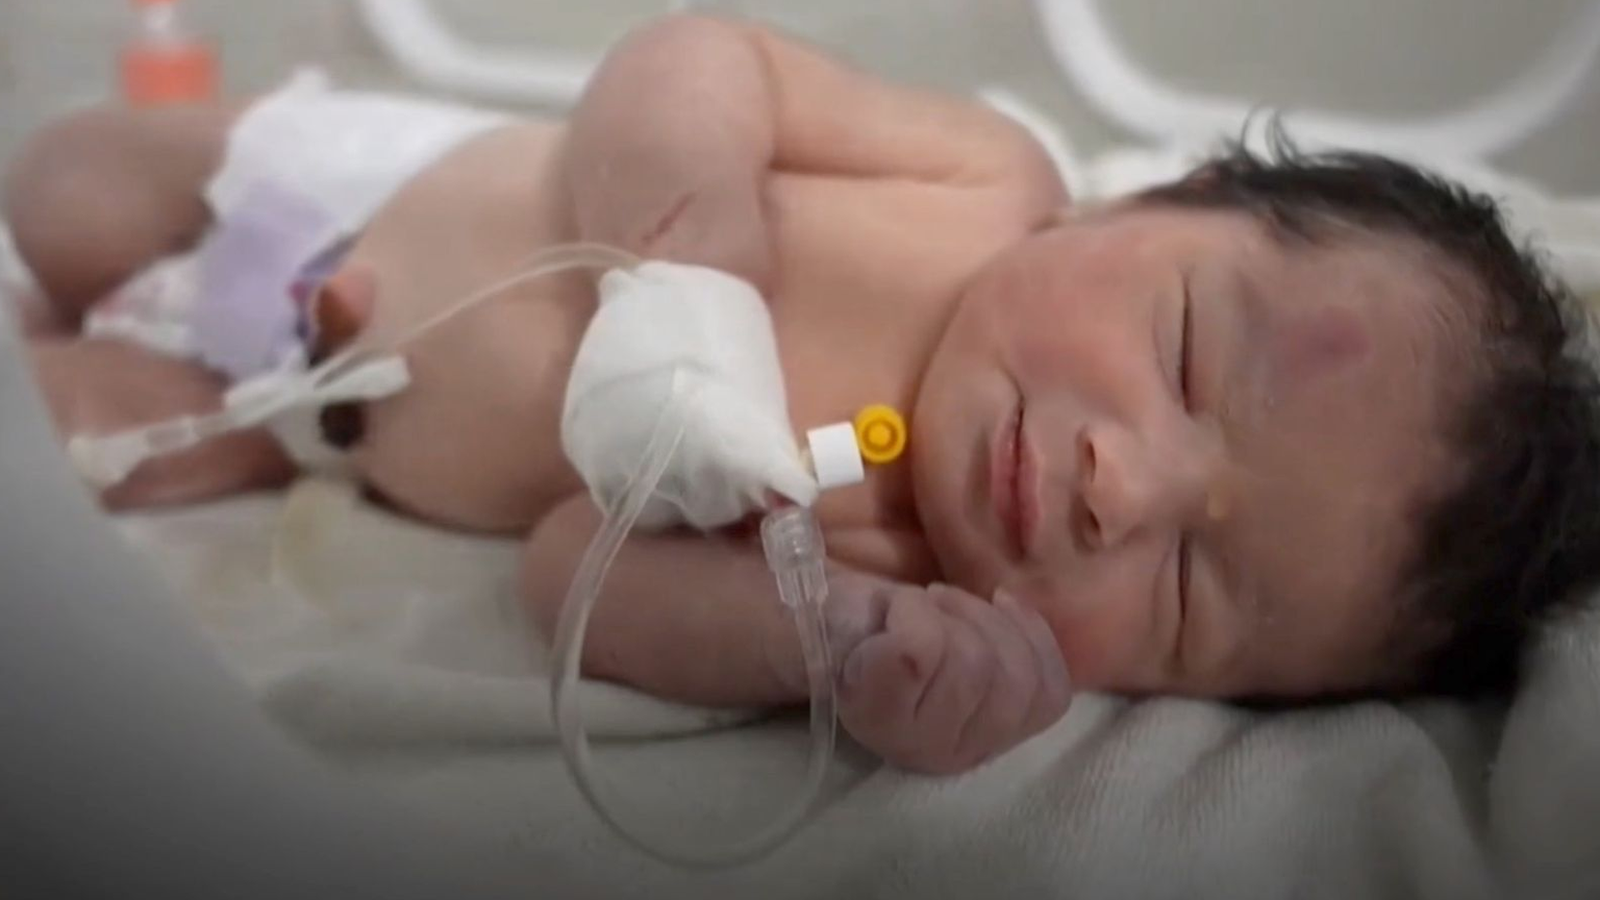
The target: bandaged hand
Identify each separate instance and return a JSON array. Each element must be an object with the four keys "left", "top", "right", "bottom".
[
  {"left": 823, "top": 570, "right": 1073, "bottom": 775},
  {"left": 561, "top": 262, "right": 817, "bottom": 531}
]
